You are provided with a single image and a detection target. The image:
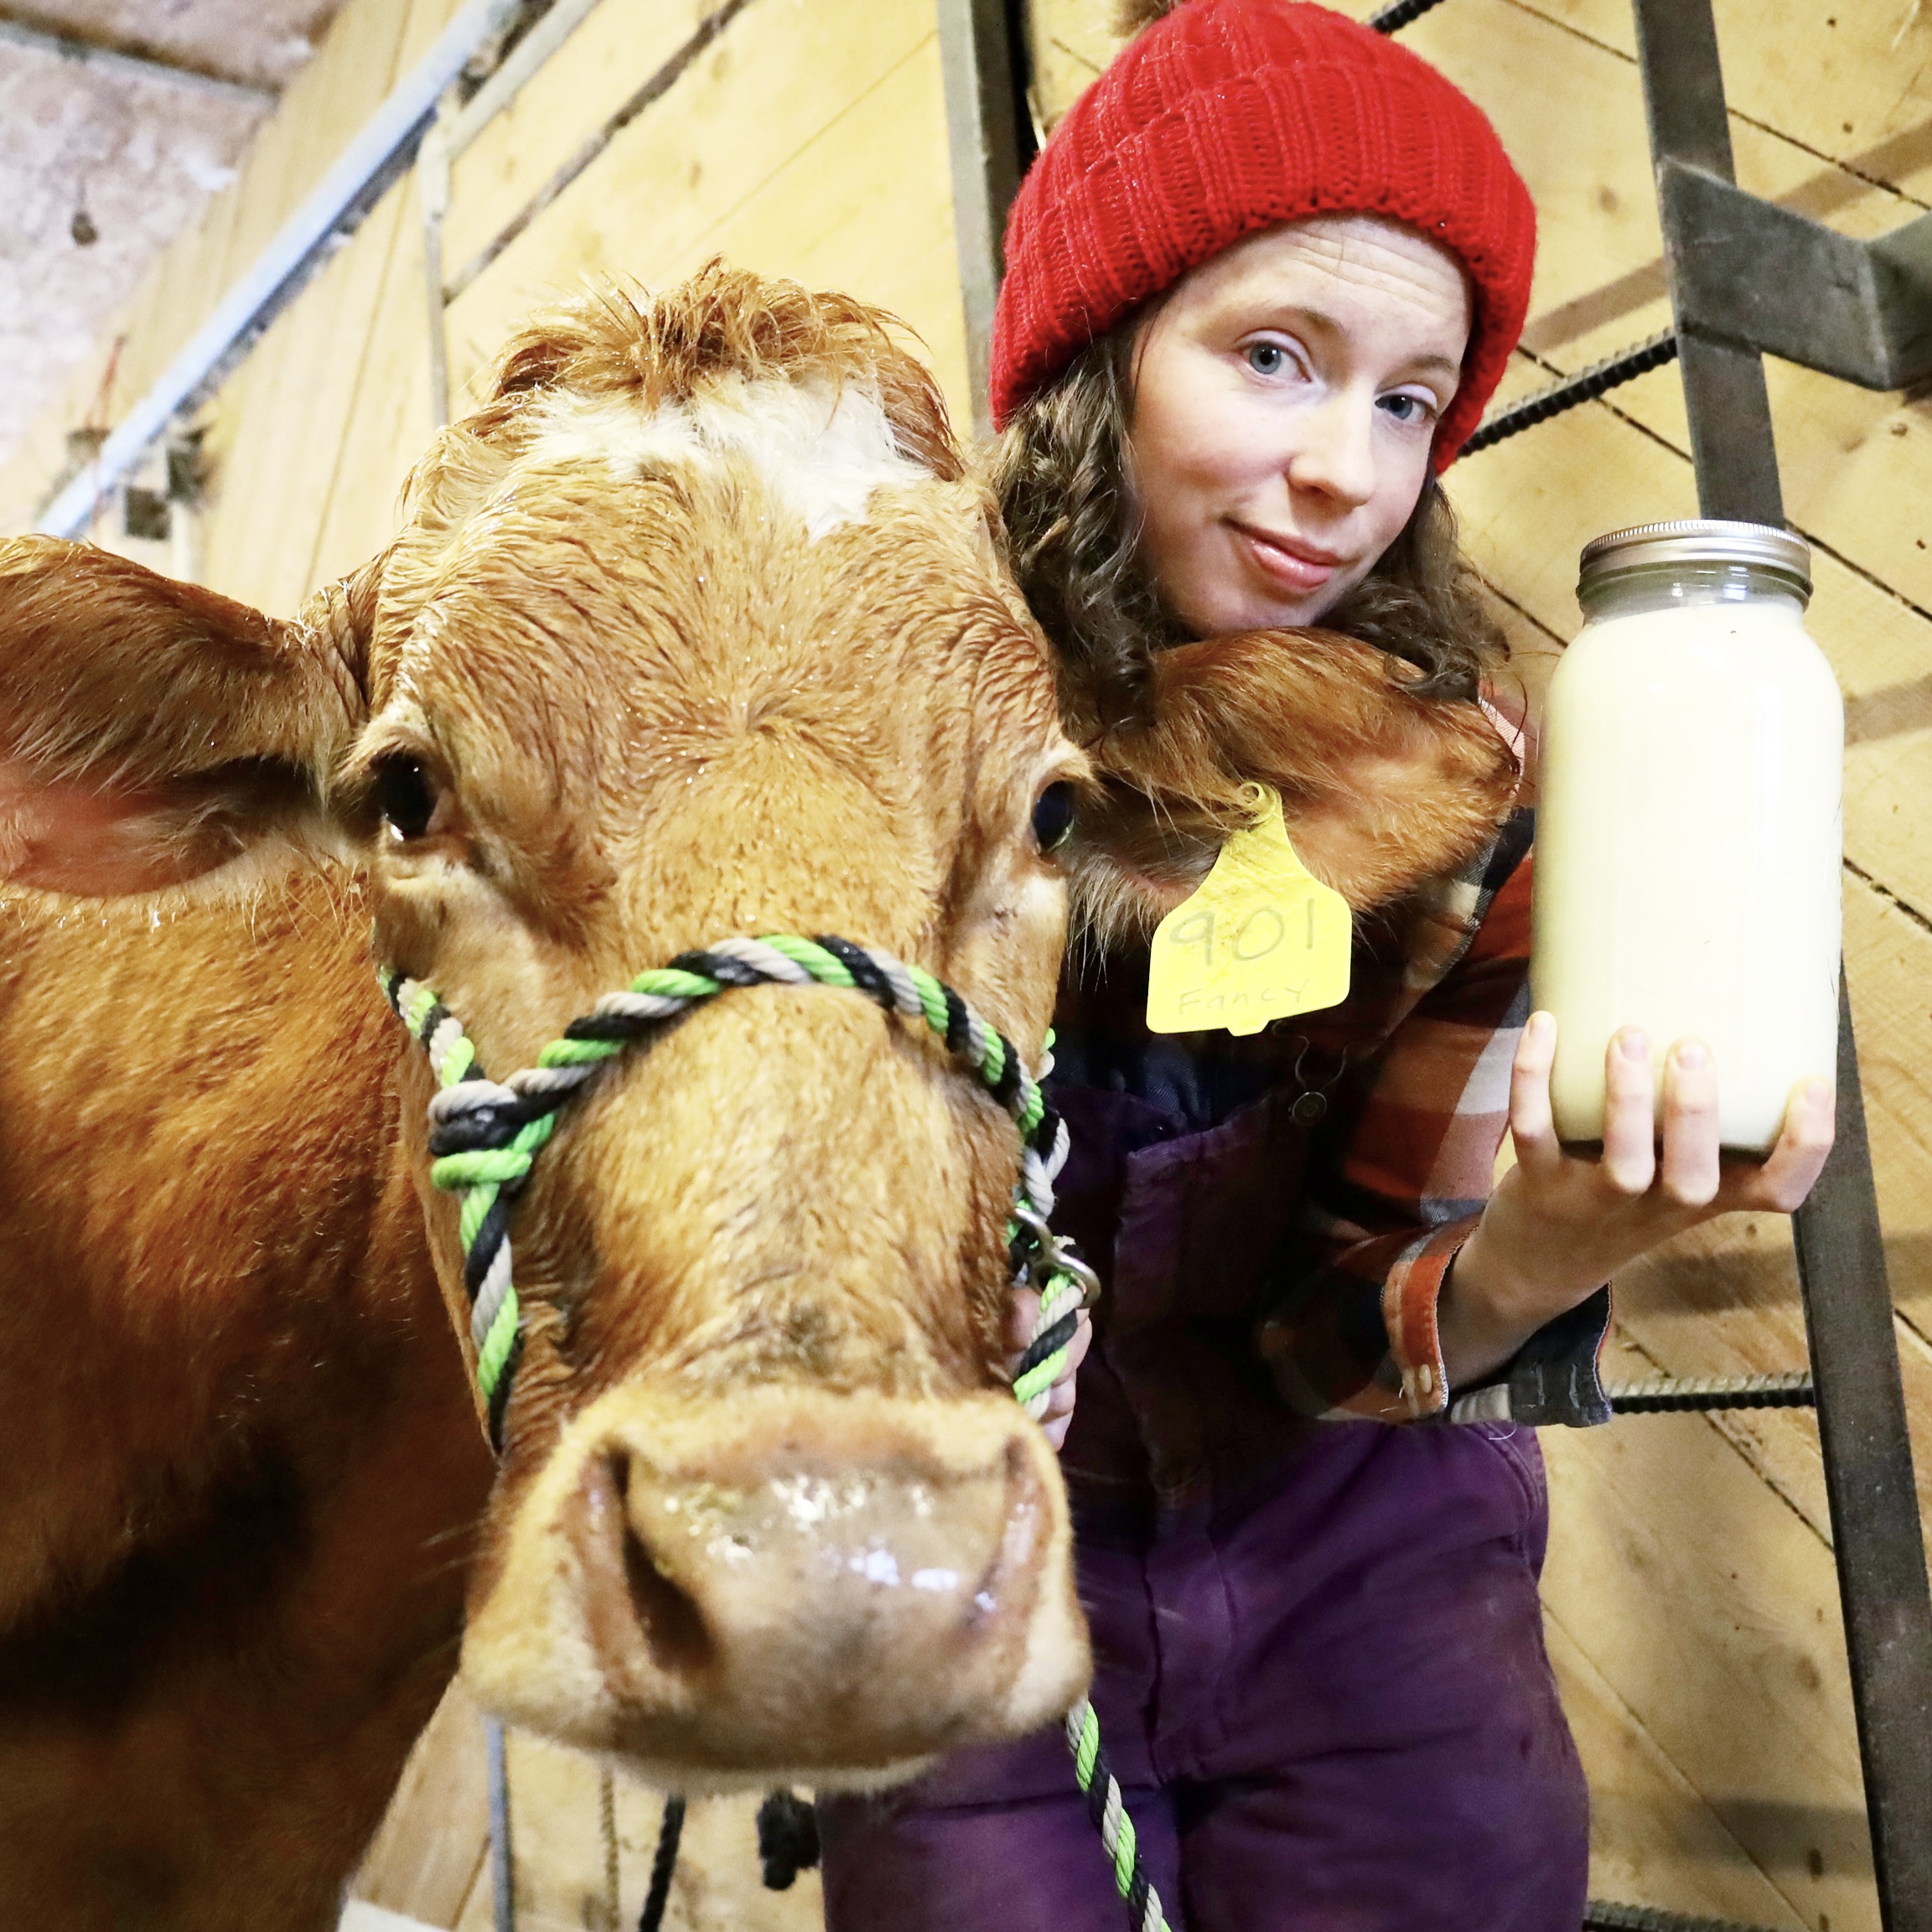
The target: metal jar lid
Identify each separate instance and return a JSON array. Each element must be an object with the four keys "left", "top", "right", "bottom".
[{"left": 1578, "top": 518, "right": 1812, "bottom": 600}]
